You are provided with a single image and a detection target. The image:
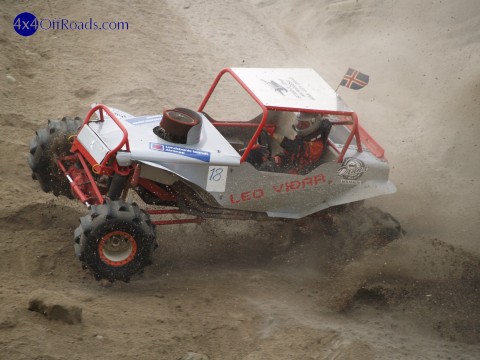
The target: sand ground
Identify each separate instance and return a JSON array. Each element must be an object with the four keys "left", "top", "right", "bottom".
[{"left": 1, "top": 0, "right": 480, "bottom": 359}]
